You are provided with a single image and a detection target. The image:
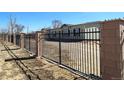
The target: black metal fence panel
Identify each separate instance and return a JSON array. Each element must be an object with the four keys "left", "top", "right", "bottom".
[
  {"left": 11, "top": 35, "right": 13, "bottom": 43},
  {"left": 42, "top": 29, "right": 100, "bottom": 78},
  {"left": 3, "top": 34, "right": 7, "bottom": 41},
  {"left": 16, "top": 34, "right": 20, "bottom": 46},
  {"left": 8, "top": 35, "right": 10, "bottom": 42},
  {"left": 24, "top": 34, "right": 36, "bottom": 55}
]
